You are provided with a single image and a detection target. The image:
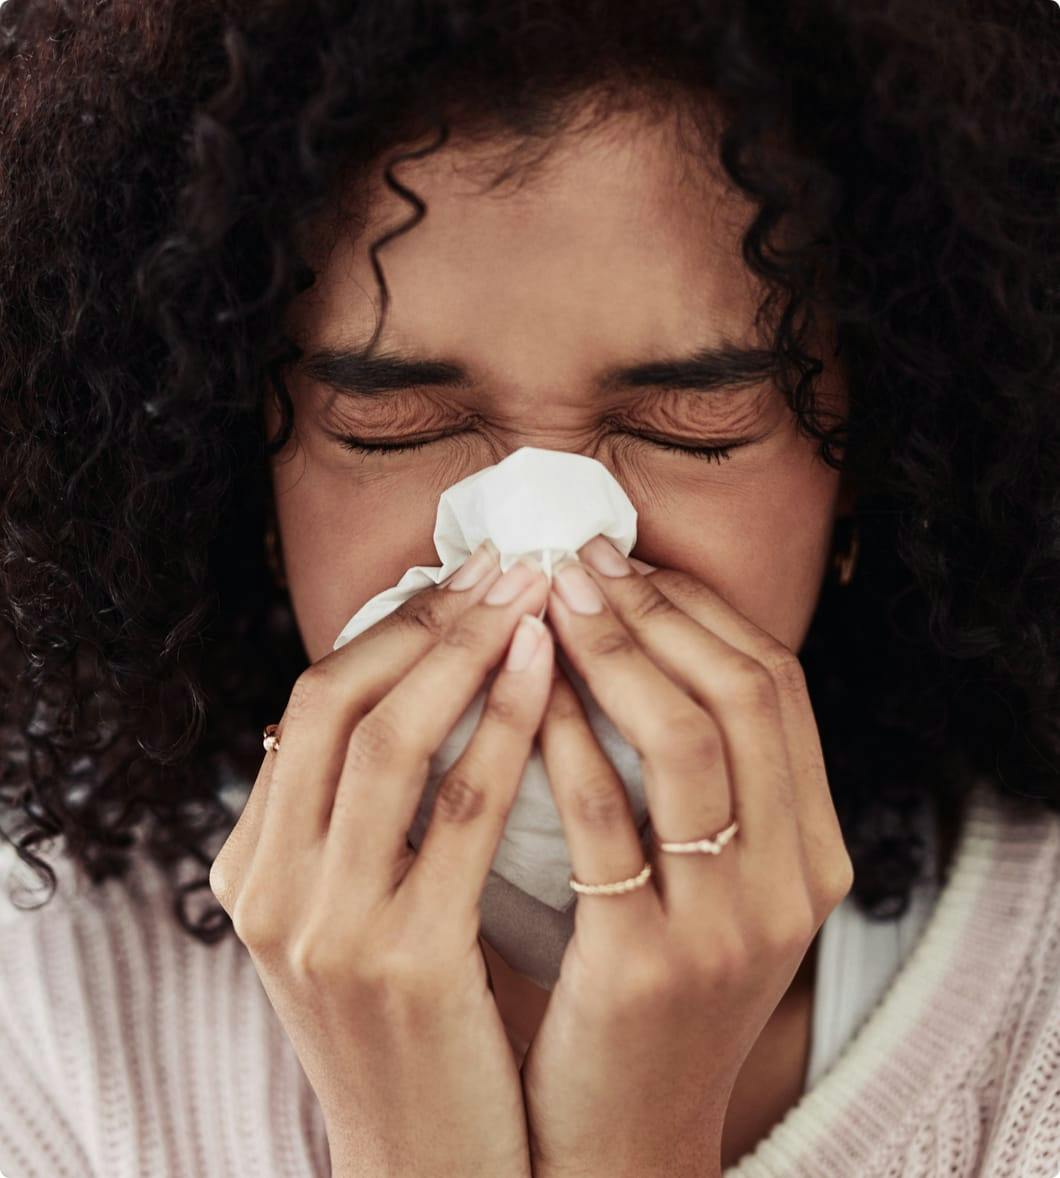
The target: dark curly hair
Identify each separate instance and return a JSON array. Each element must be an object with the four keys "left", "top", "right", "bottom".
[{"left": 0, "top": 0, "right": 1057, "bottom": 944}]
